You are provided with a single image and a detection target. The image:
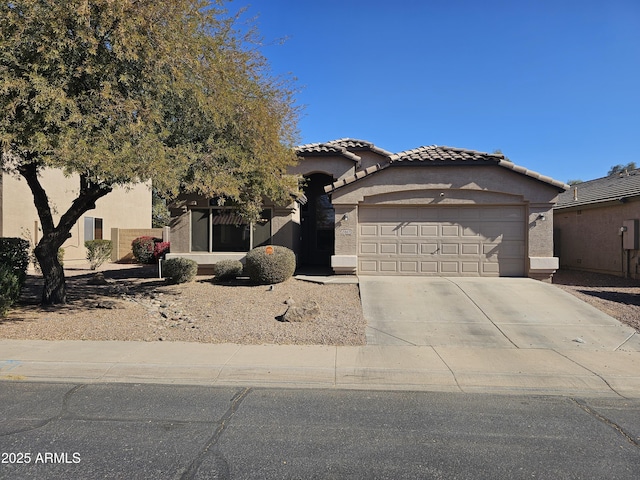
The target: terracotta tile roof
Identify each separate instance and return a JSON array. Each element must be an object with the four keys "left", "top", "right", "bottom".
[
  {"left": 389, "top": 145, "right": 503, "bottom": 163},
  {"left": 326, "top": 138, "right": 394, "bottom": 157},
  {"left": 325, "top": 164, "right": 385, "bottom": 193},
  {"left": 324, "top": 145, "right": 568, "bottom": 193},
  {"left": 295, "top": 142, "right": 361, "bottom": 163},
  {"left": 555, "top": 169, "right": 640, "bottom": 209}
]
